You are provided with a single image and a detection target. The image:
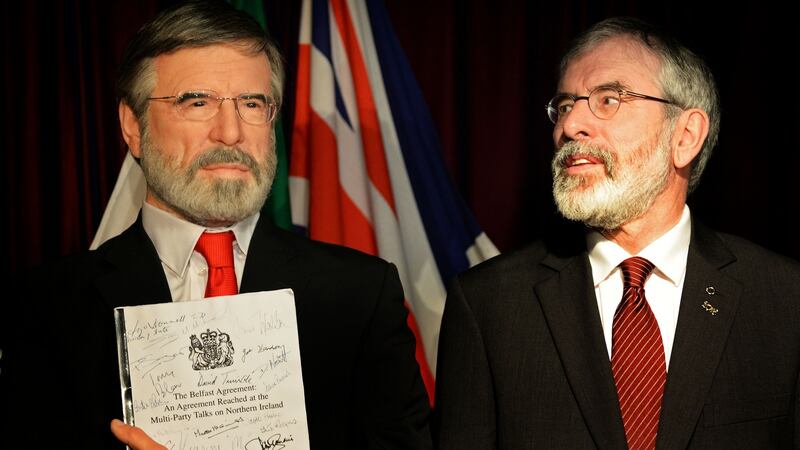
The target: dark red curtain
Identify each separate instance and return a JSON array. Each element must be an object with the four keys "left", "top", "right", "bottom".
[
  {"left": 3, "top": 1, "right": 161, "bottom": 273},
  {"left": 388, "top": 0, "right": 800, "bottom": 257},
  {"left": 4, "top": 0, "right": 798, "bottom": 276}
]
